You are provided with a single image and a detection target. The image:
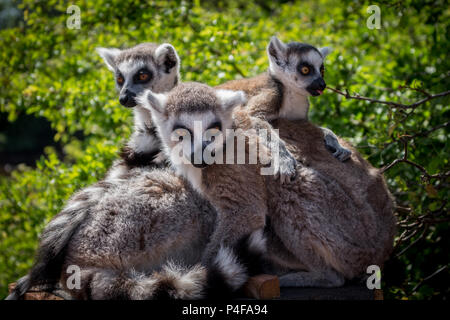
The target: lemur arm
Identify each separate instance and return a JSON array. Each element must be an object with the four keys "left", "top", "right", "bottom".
[
  {"left": 246, "top": 89, "right": 351, "bottom": 163},
  {"left": 242, "top": 88, "right": 299, "bottom": 183},
  {"left": 240, "top": 82, "right": 351, "bottom": 163},
  {"left": 320, "top": 127, "right": 352, "bottom": 162}
]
